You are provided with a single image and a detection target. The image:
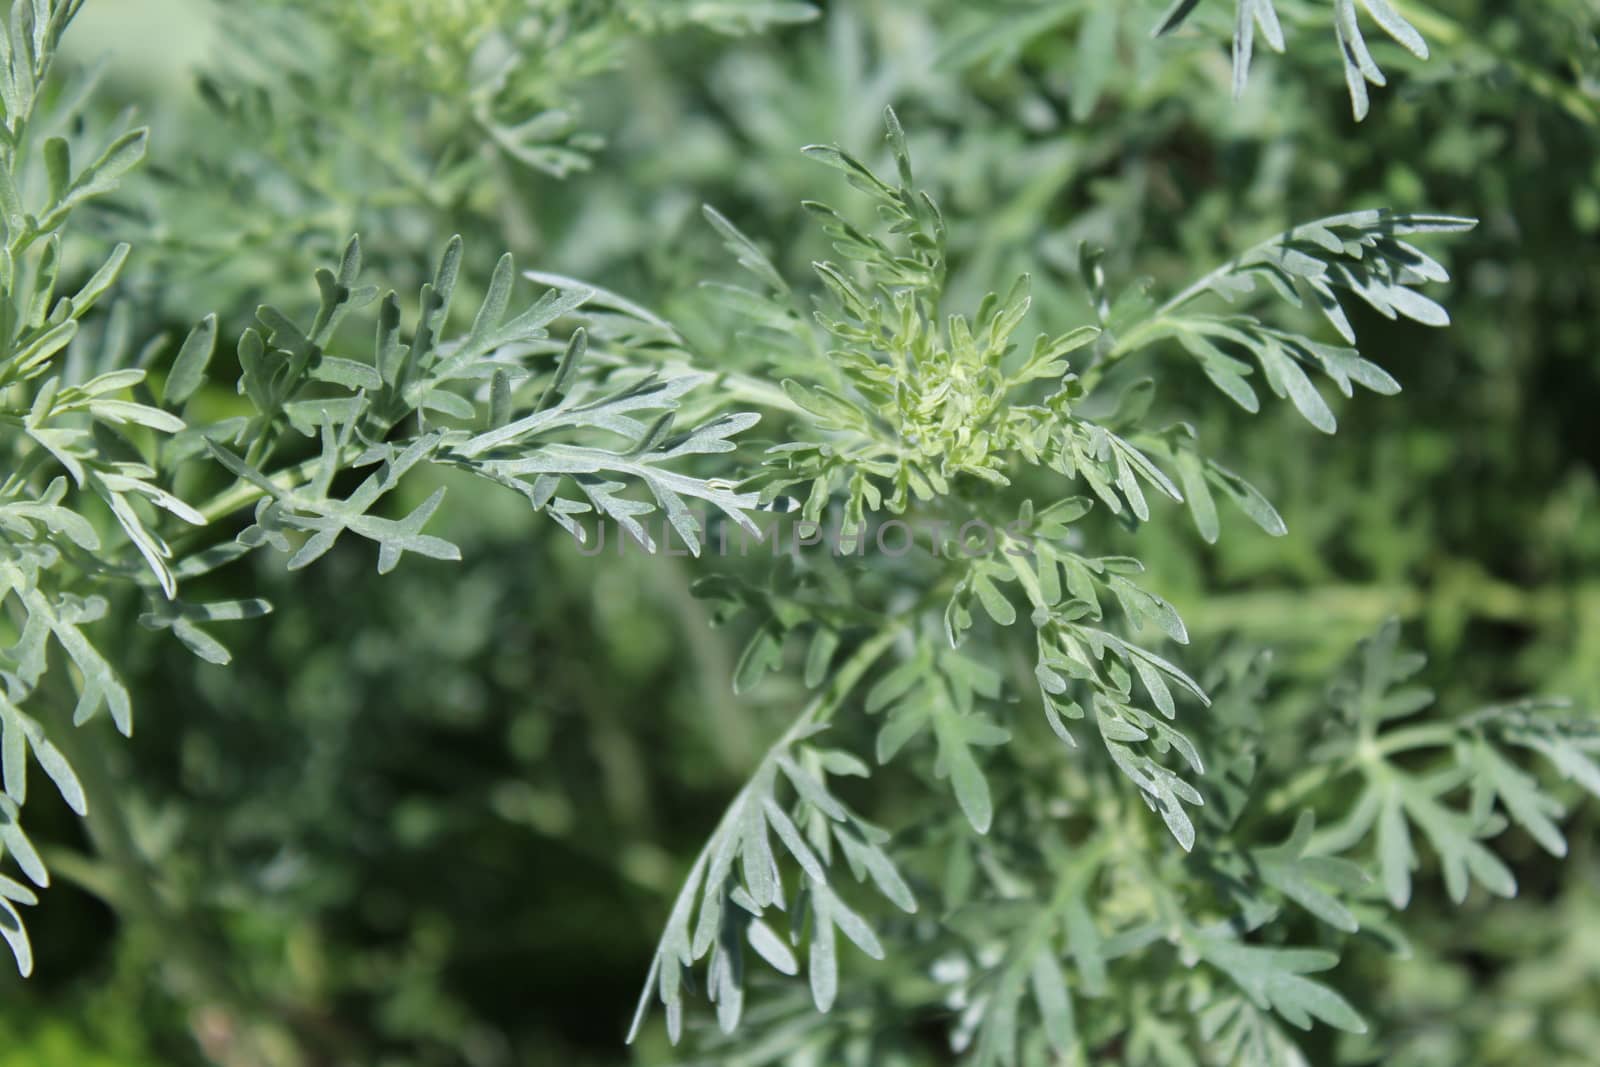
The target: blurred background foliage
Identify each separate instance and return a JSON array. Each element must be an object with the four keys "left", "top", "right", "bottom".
[{"left": 2, "top": 0, "right": 1597, "bottom": 1064}]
